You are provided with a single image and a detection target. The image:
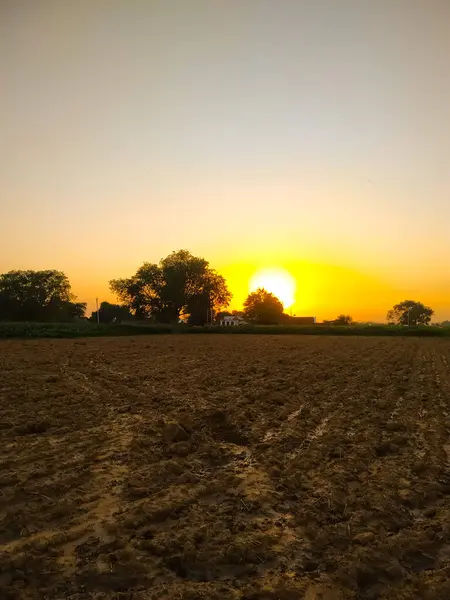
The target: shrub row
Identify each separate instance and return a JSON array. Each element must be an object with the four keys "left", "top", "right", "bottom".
[
  {"left": 0, "top": 322, "right": 172, "bottom": 339},
  {"left": 0, "top": 322, "right": 449, "bottom": 339}
]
